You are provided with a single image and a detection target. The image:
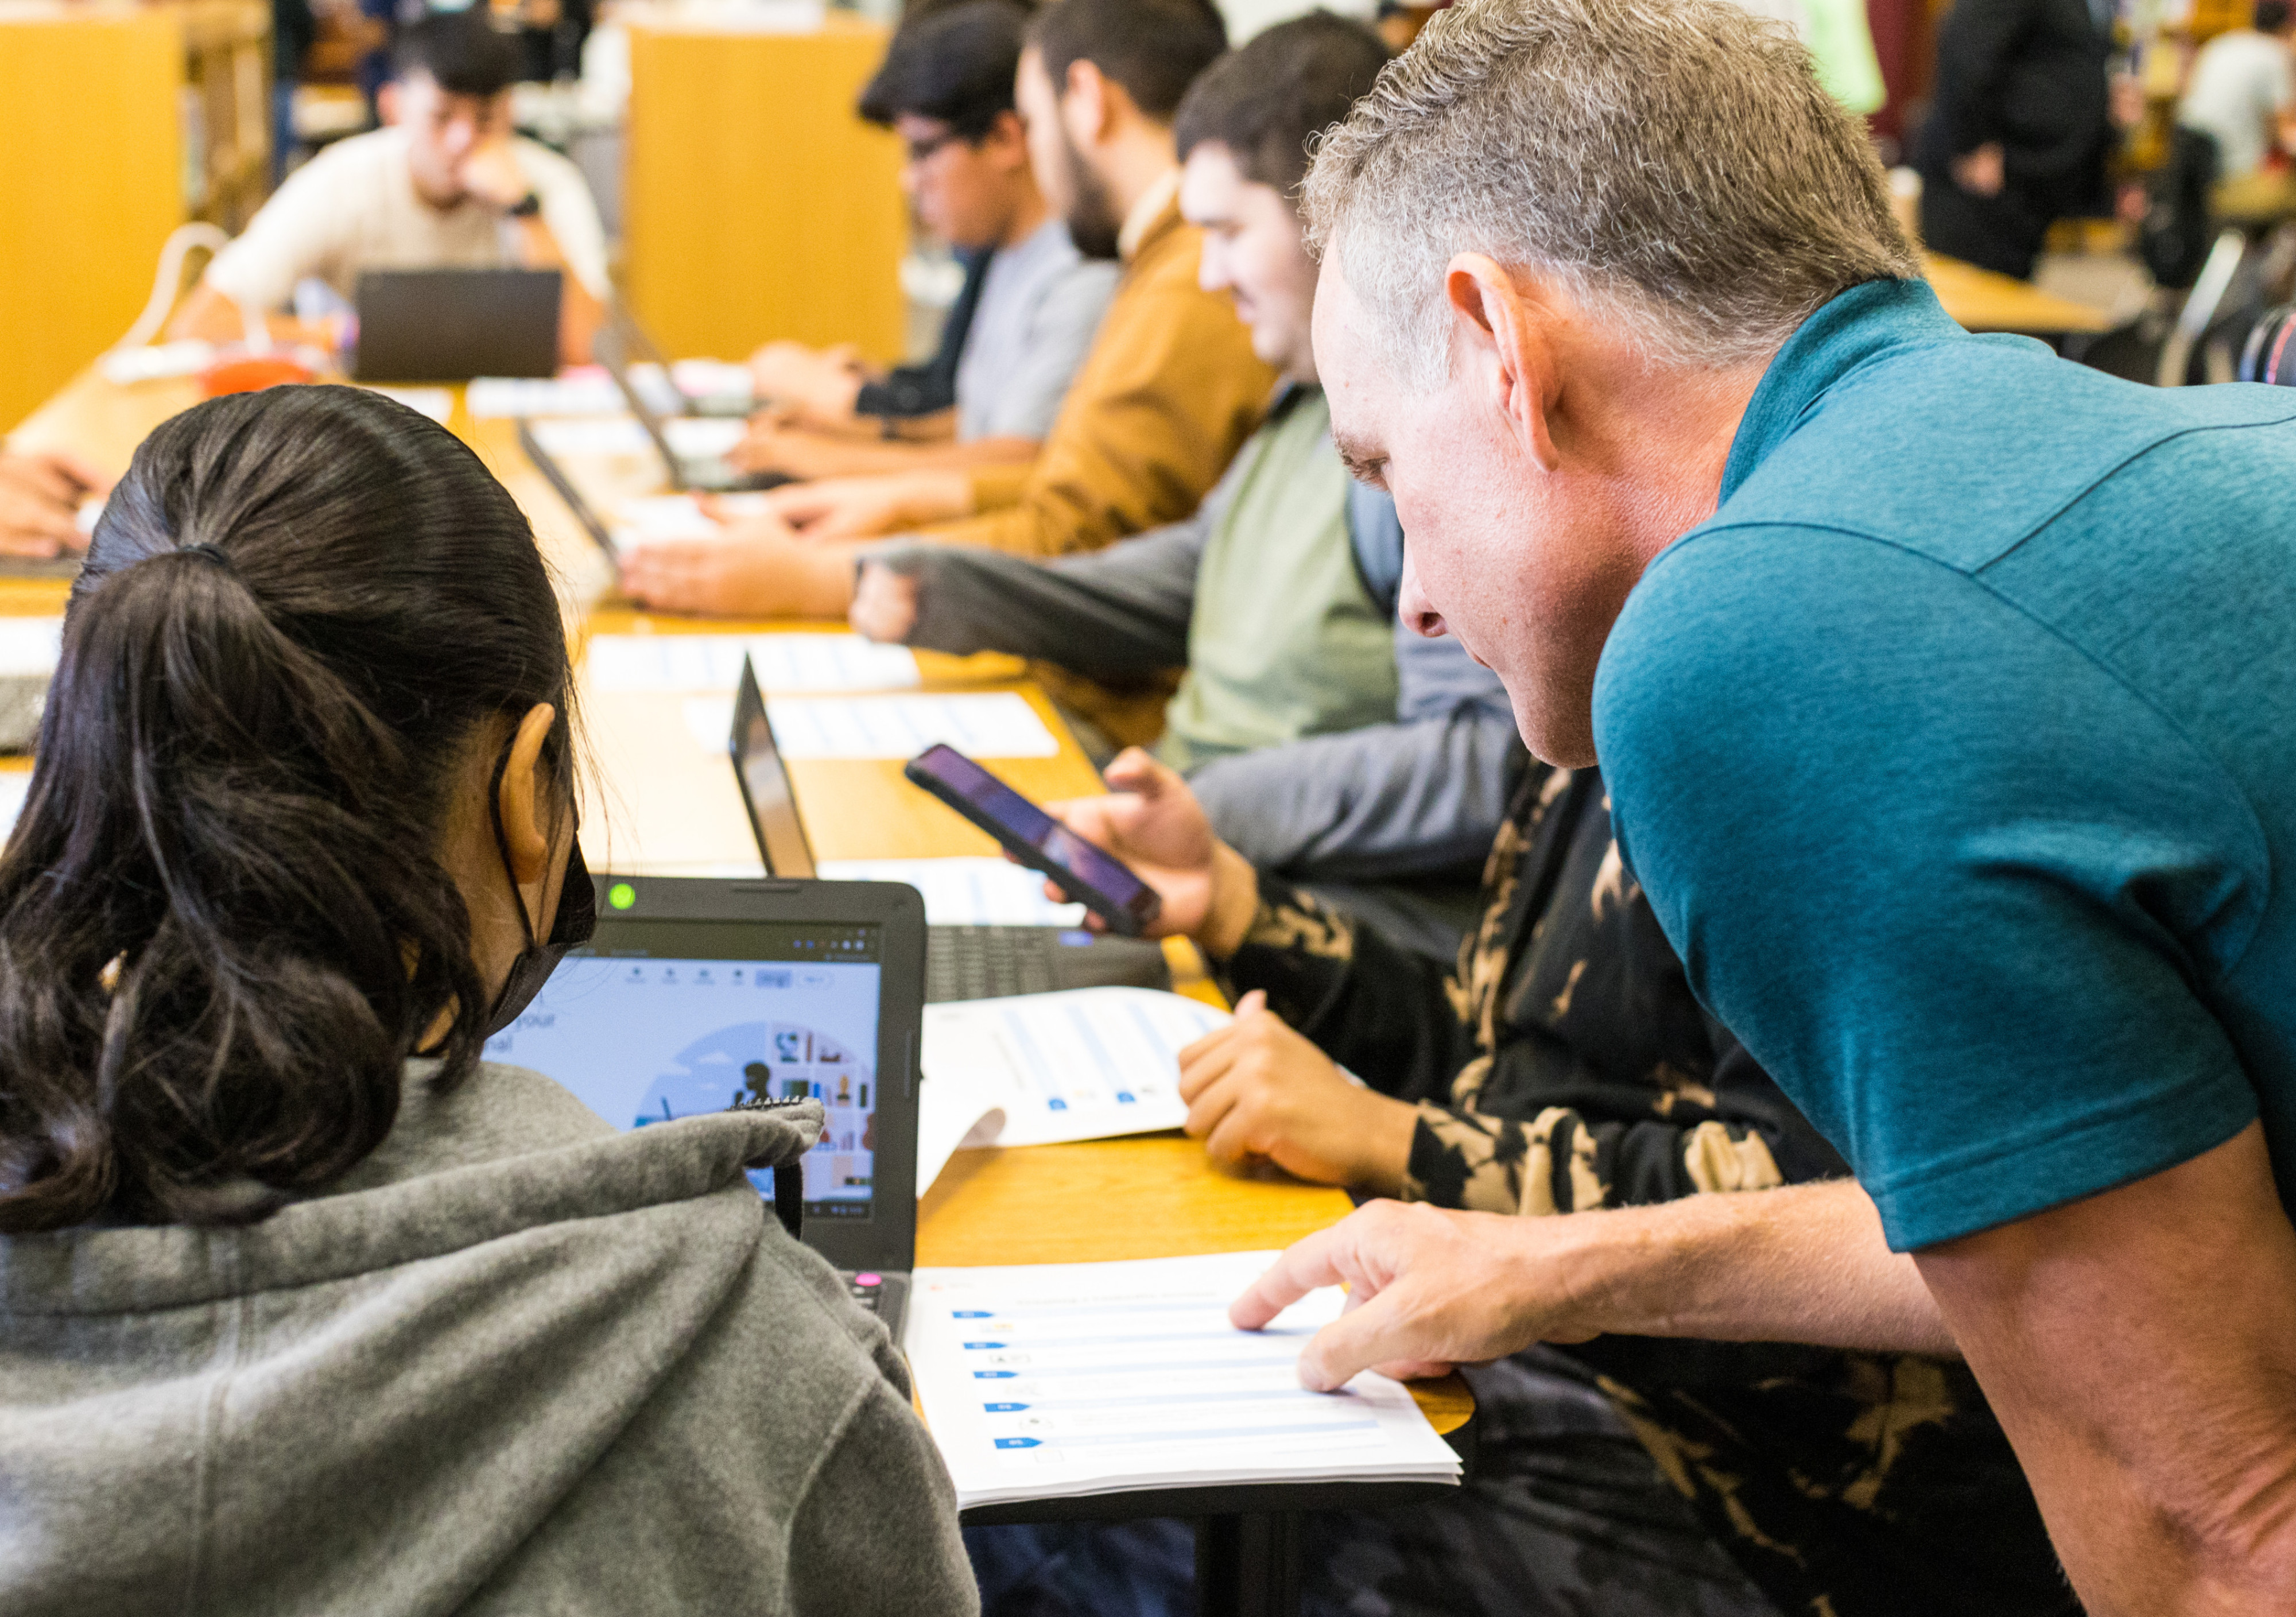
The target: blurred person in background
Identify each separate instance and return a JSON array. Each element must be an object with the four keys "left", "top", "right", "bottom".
[{"left": 735, "top": 0, "right": 1118, "bottom": 482}]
